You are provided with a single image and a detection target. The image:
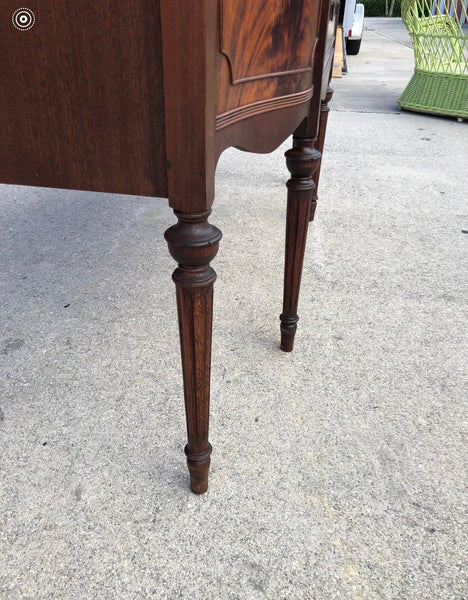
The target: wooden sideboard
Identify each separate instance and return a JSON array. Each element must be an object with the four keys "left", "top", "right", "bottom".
[{"left": 0, "top": 0, "right": 338, "bottom": 493}]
